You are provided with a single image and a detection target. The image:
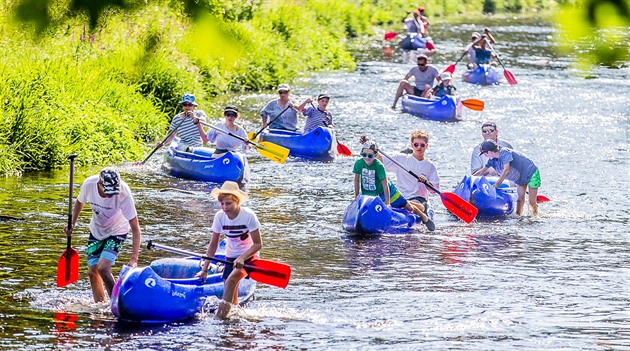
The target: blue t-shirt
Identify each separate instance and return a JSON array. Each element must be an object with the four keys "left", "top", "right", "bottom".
[
  {"left": 474, "top": 48, "right": 492, "bottom": 64},
  {"left": 485, "top": 148, "right": 537, "bottom": 186}
]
